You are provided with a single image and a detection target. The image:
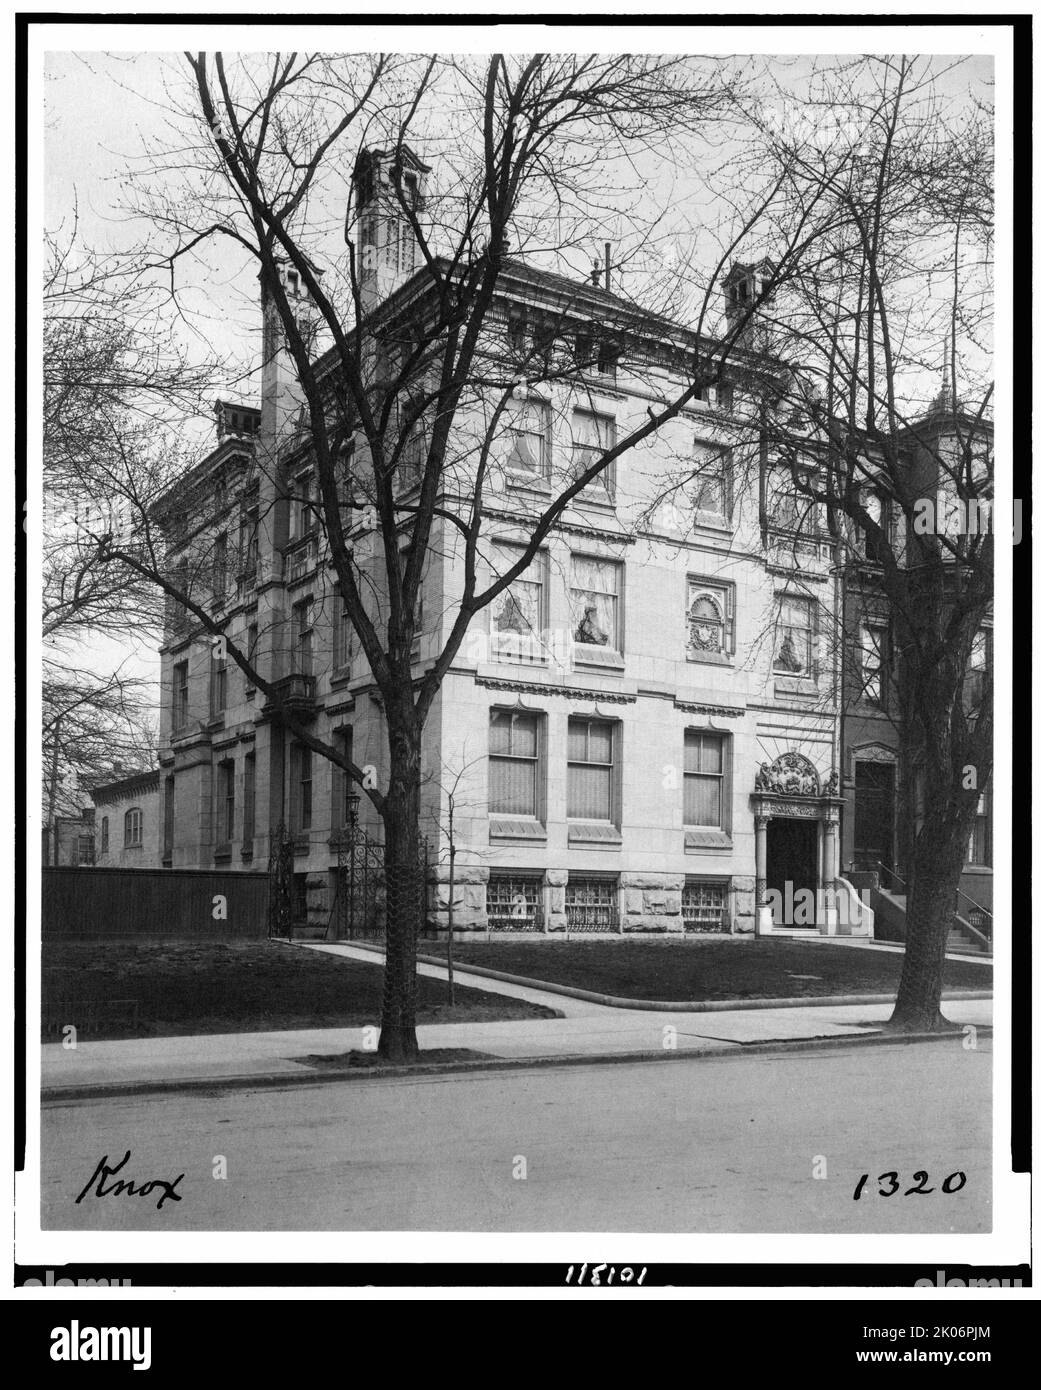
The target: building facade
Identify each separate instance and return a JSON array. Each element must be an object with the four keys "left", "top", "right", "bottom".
[
  {"left": 92, "top": 769, "right": 163, "bottom": 868},
  {"left": 152, "top": 145, "right": 878, "bottom": 941}
]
